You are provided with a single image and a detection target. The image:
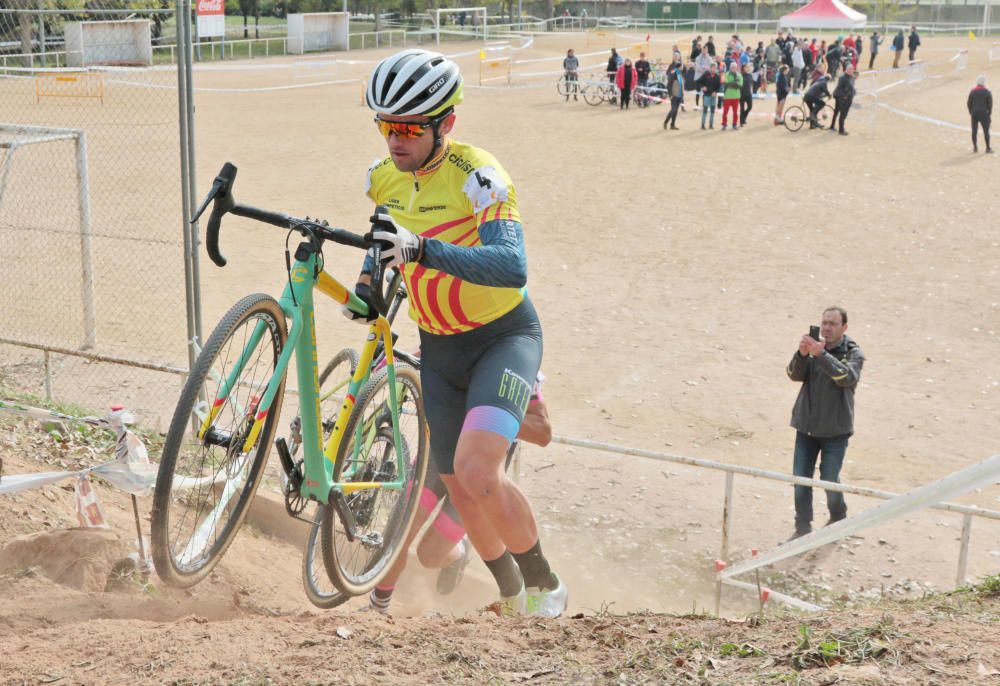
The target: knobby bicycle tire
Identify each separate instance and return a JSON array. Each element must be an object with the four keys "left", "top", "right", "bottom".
[
  {"left": 151, "top": 293, "right": 287, "bottom": 588},
  {"left": 301, "top": 347, "right": 358, "bottom": 609},
  {"left": 320, "top": 364, "right": 428, "bottom": 597}
]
